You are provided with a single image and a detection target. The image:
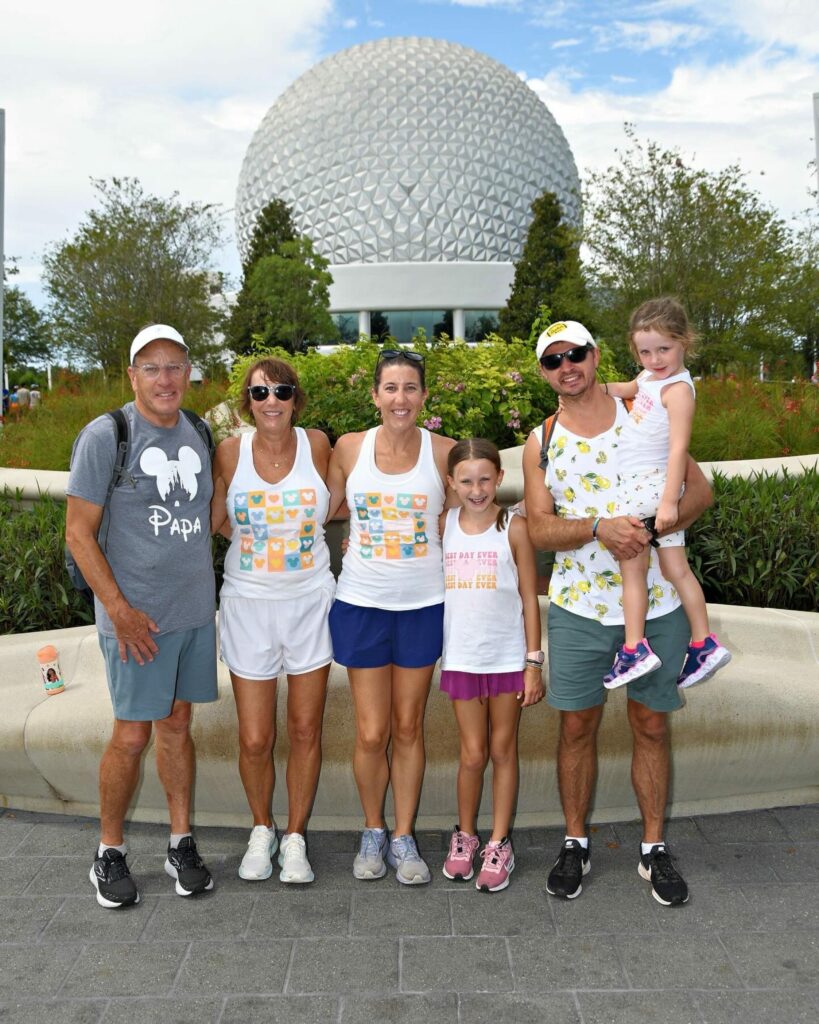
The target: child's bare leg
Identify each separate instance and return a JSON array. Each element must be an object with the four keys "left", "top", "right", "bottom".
[
  {"left": 487, "top": 693, "right": 521, "bottom": 842},
  {"left": 452, "top": 698, "right": 490, "bottom": 836},
  {"left": 620, "top": 547, "right": 651, "bottom": 648},
  {"left": 657, "top": 547, "right": 708, "bottom": 642}
]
